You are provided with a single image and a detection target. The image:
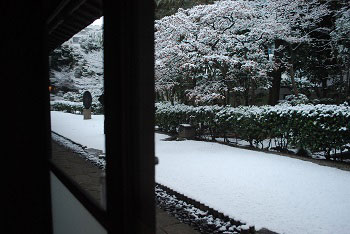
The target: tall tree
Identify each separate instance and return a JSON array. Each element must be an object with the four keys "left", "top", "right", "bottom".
[
  {"left": 155, "top": 0, "right": 271, "bottom": 105},
  {"left": 155, "top": 0, "right": 330, "bottom": 106},
  {"left": 331, "top": 3, "right": 350, "bottom": 101},
  {"left": 262, "top": 0, "right": 329, "bottom": 104}
]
